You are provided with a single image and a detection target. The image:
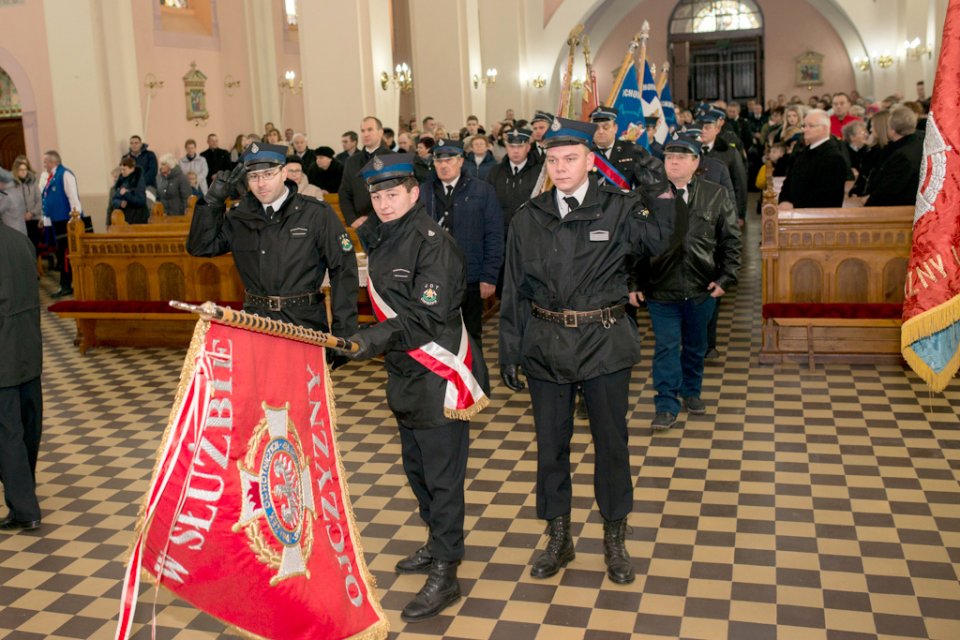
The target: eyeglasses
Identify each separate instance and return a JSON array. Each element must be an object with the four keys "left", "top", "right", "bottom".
[{"left": 246, "top": 168, "right": 282, "bottom": 183}]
